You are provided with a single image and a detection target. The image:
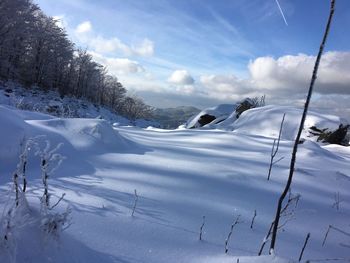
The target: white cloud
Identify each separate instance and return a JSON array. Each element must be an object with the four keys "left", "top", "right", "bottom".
[
  {"left": 174, "top": 85, "right": 196, "bottom": 95},
  {"left": 132, "top": 38, "right": 154, "bottom": 57},
  {"left": 74, "top": 21, "right": 154, "bottom": 57},
  {"left": 89, "top": 51, "right": 144, "bottom": 75},
  {"left": 90, "top": 36, "right": 131, "bottom": 54},
  {"left": 248, "top": 52, "right": 350, "bottom": 95},
  {"left": 196, "top": 51, "right": 350, "bottom": 103},
  {"left": 53, "top": 15, "right": 67, "bottom": 29},
  {"left": 168, "top": 70, "right": 194, "bottom": 85},
  {"left": 75, "top": 21, "right": 92, "bottom": 34}
]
